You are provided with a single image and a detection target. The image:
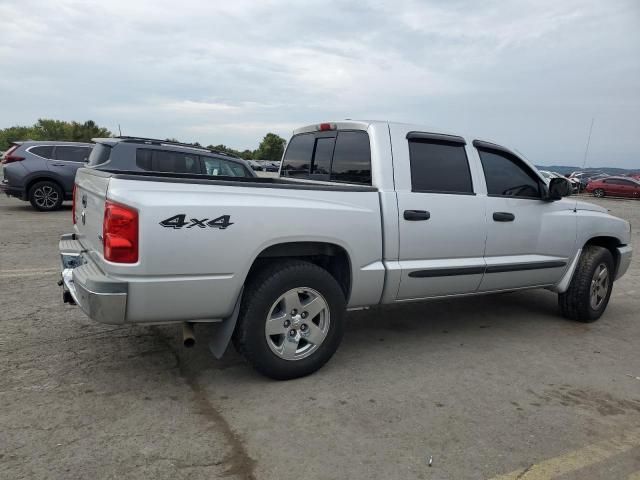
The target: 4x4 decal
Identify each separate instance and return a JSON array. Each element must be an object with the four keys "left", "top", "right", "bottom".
[{"left": 160, "top": 214, "right": 233, "bottom": 230}]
